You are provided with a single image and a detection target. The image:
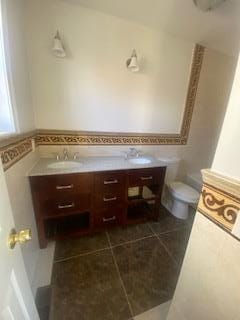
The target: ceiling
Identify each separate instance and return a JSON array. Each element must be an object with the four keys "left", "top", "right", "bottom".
[{"left": 61, "top": 0, "right": 240, "bottom": 56}]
